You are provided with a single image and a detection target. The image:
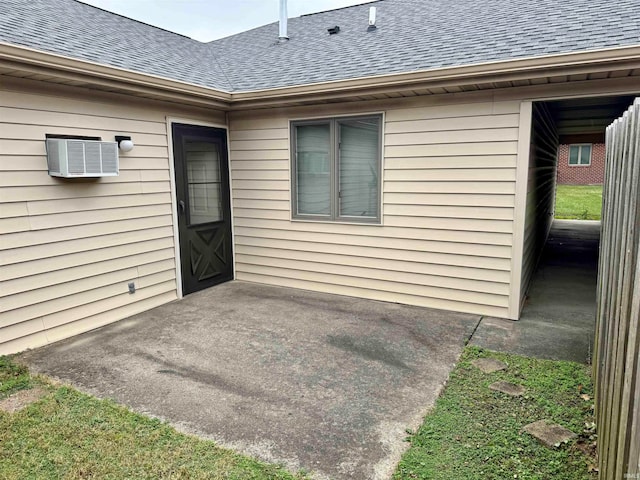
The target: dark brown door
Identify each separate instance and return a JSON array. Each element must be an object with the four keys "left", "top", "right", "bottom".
[{"left": 172, "top": 123, "right": 233, "bottom": 295}]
